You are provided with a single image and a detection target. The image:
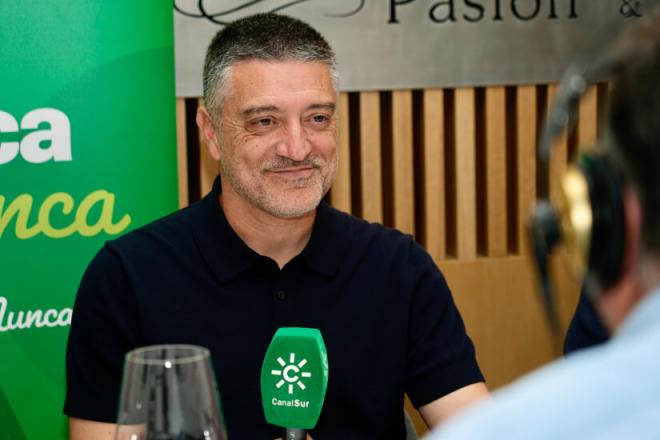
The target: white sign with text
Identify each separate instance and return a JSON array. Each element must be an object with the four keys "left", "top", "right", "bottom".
[{"left": 174, "top": 0, "right": 650, "bottom": 95}]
